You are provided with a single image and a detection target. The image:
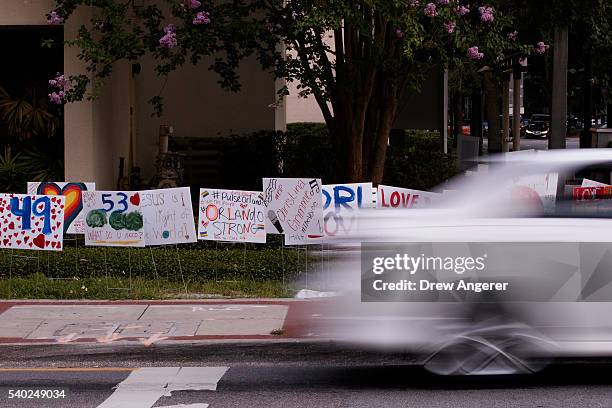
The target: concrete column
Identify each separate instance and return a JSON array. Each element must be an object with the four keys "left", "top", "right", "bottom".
[
  {"left": 550, "top": 25, "right": 568, "bottom": 149},
  {"left": 513, "top": 73, "right": 521, "bottom": 152},
  {"left": 502, "top": 76, "right": 510, "bottom": 153}
]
